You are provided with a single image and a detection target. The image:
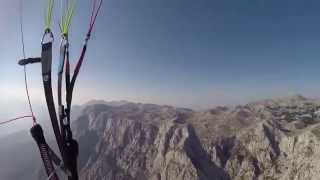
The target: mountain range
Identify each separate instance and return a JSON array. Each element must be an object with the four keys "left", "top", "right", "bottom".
[{"left": 2, "top": 95, "right": 320, "bottom": 179}]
